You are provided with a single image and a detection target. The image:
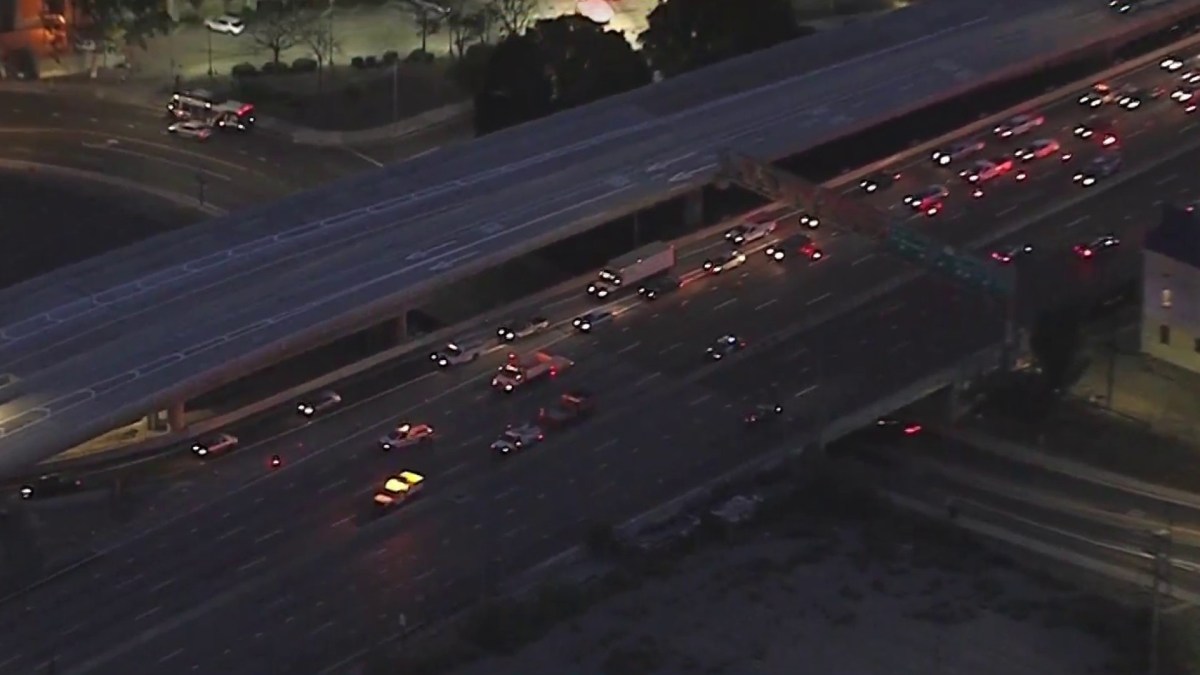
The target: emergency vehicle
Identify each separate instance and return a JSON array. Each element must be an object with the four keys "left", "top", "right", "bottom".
[{"left": 491, "top": 351, "right": 571, "bottom": 392}]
